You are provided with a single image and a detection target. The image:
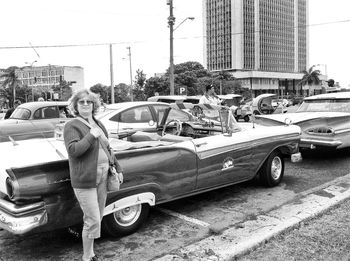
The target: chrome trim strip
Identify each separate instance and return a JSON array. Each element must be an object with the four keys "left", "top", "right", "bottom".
[
  {"left": 197, "top": 134, "right": 299, "bottom": 160},
  {"left": 300, "top": 138, "right": 342, "bottom": 147},
  {"left": 334, "top": 128, "right": 350, "bottom": 135},
  {"left": 0, "top": 198, "right": 45, "bottom": 216}
]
